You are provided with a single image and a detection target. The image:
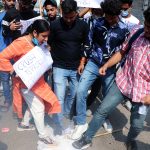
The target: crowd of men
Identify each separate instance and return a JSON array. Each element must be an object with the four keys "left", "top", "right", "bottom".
[{"left": 0, "top": 0, "right": 150, "bottom": 150}]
